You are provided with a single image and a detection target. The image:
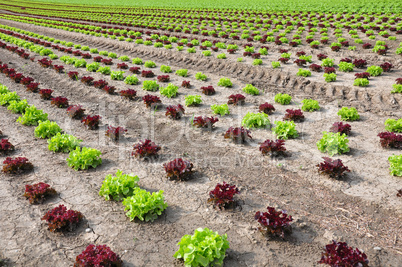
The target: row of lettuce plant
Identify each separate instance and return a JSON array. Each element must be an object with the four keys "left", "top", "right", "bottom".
[
  {"left": 0, "top": 83, "right": 126, "bottom": 265},
  {"left": 0, "top": 20, "right": 400, "bottom": 266},
  {"left": 0, "top": 41, "right": 394, "bottom": 267},
  {"left": 0, "top": 42, "right": 234, "bottom": 266},
  {"left": 1, "top": 4, "right": 401, "bottom": 49},
  {"left": 0, "top": 26, "right": 400, "bottom": 180},
  {"left": 1, "top": 22, "right": 400, "bottom": 179},
  {"left": 1, "top": 23, "right": 400, "bottom": 100},
  {"left": 1, "top": 11, "right": 401, "bottom": 65},
  {"left": 2, "top": 0, "right": 401, "bottom": 18},
  {"left": 0, "top": 79, "right": 102, "bottom": 171},
  {"left": 4, "top": 0, "right": 402, "bottom": 16},
  {"left": 2, "top": 13, "right": 401, "bottom": 59},
  {"left": 0, "top": 21, "right": 399, "bottom": 93}
]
